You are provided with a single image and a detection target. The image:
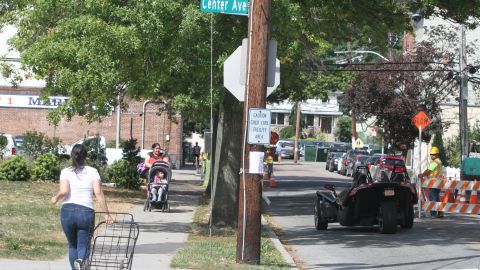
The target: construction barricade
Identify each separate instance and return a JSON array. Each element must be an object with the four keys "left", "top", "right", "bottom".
[{"left": 420, "top": 177, "right": 480, "bottom": 214}]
